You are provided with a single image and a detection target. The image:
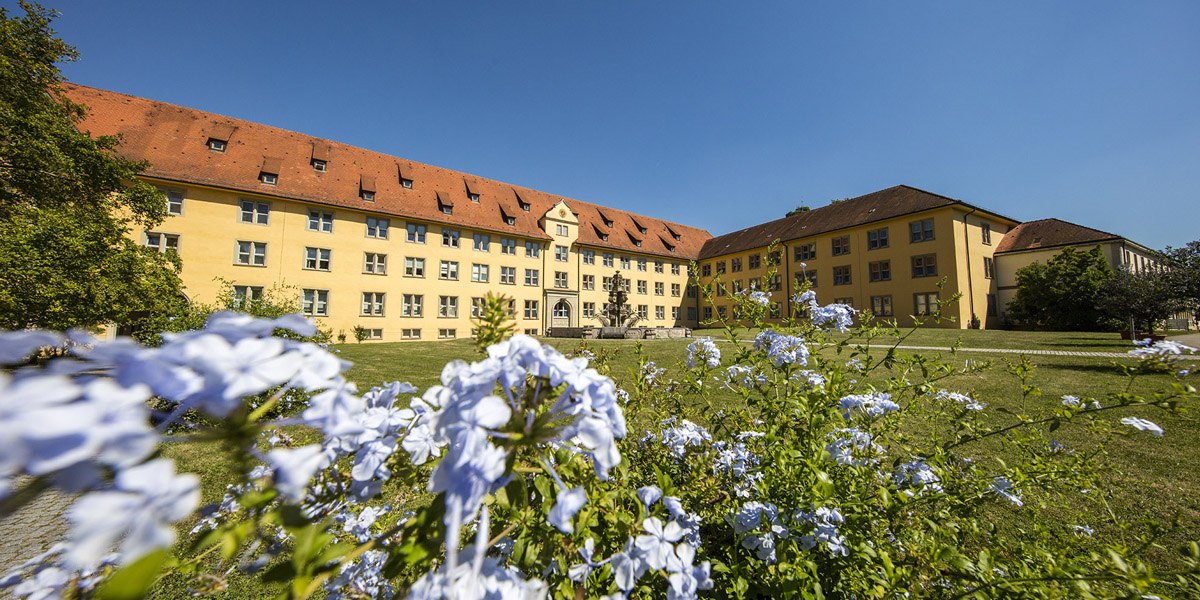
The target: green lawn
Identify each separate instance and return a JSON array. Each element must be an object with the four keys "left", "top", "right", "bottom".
[{"left": 156, "top": 328, "right": 1198, "bottom": 595}]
